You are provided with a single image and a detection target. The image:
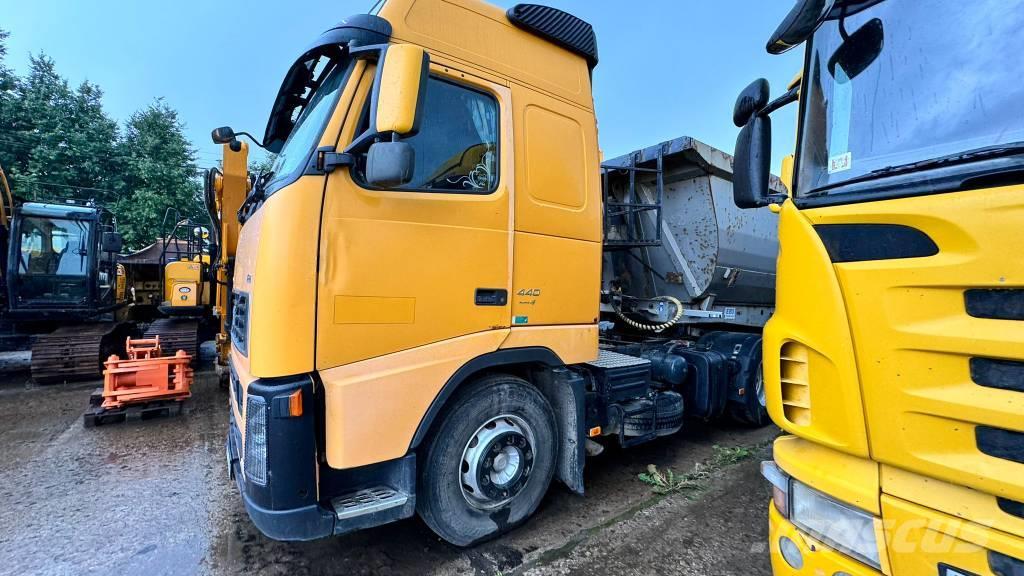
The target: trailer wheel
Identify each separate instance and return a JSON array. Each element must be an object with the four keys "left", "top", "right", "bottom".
[
  {"left": 417, "top": 374, "right": 557, "bottom": 547},
  {"left": 732, "top": 360, "right": 770, "bottom": 427}
]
